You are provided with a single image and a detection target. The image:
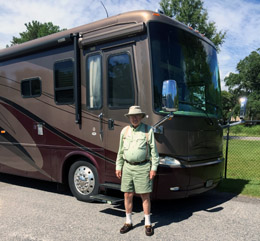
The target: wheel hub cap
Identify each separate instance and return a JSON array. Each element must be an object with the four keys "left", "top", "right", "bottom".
[{"left": 74, "top": 166, "right": 95, "bottom": 195}]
